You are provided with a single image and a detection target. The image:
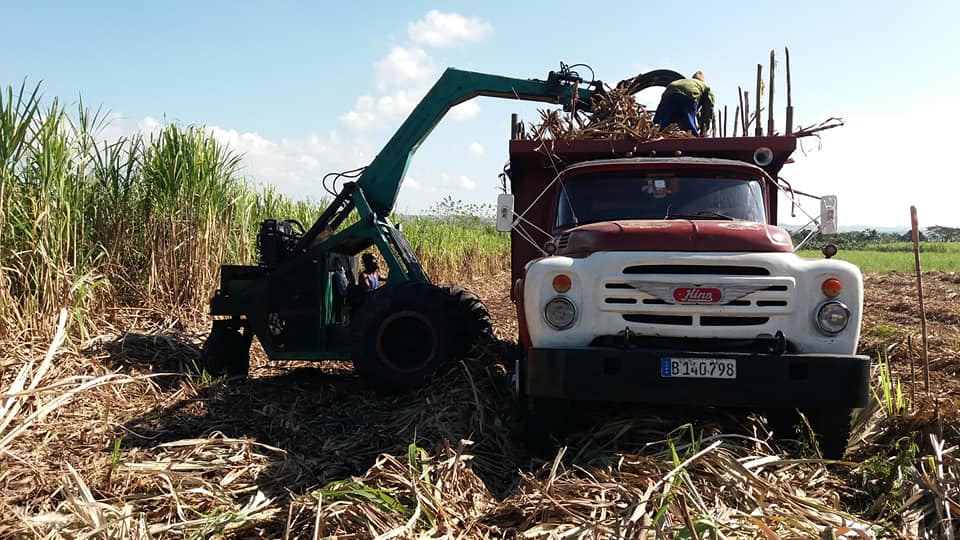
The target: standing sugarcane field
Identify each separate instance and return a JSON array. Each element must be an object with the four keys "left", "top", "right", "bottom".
[{"left": 3, "top": 4, "right": 960, "bottom": 539}]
